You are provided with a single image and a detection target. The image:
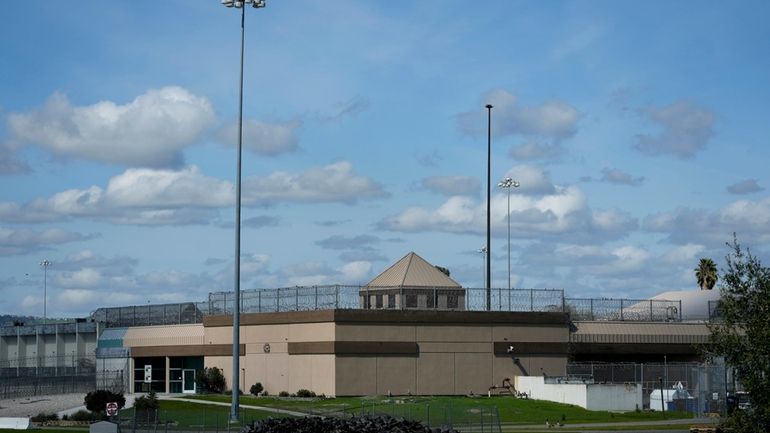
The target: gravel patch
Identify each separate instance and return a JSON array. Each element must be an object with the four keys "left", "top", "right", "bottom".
[
  {"left": 0, "top": 393, "right": 137, "bottom": 418},
  {"left": 0, "top": 393, "right": 86, "bottom": 418}
]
